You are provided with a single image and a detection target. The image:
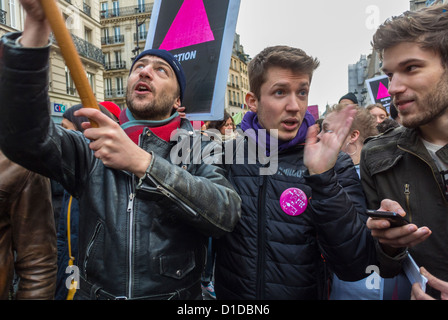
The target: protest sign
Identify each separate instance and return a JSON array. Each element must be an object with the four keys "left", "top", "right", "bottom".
[{"left": 145, "top": 0, "right": 241, "bottom": 120}]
